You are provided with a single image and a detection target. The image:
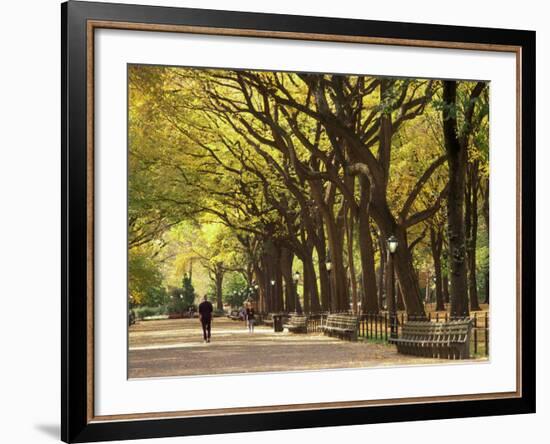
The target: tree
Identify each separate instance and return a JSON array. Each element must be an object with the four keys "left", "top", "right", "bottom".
[
  {"left": 126, "top": 65, "right": 490, "bottom": 320},
  {"left": 465, "top": 88, "right": 489, "bottom": 310},
  {"left": 128, "top": 247, "right": 163, "bottom": 305},
  {"left": 128, "top": 66, "right": 205, "bottom": 250},
  {"left": 222, "top": 273, "right": 248, "bottom": 308},
  {"left": 181, "top": 274, "right": 196, "bottom": 308},
  {"left": 244, "top": 73, "right": 445, "bottom": 316},
  {"left": 442, "top": 80, "right": 486, "bottom": 318},
  {"left": 142, "top": 286, "right": 169, "bottom": 308},
  {"left": 429, "top": 224, "right": 446, "bottom": 311}
]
